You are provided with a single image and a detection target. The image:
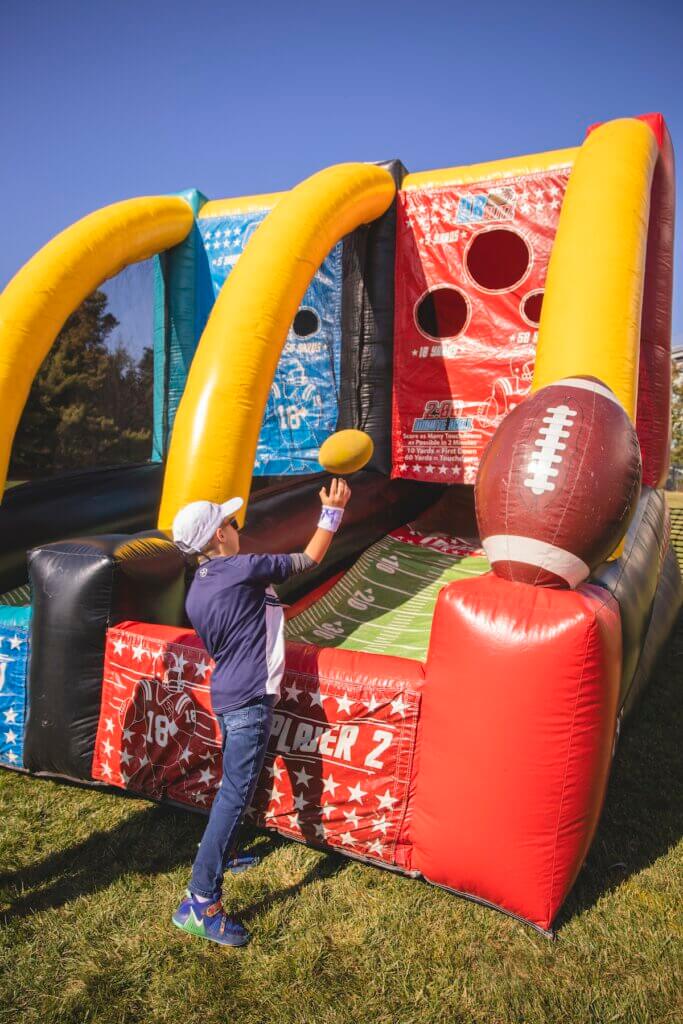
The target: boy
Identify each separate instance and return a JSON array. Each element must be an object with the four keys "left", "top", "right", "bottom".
[{"left": 170, "top": 477, "right": 351, "bottom": 946}]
